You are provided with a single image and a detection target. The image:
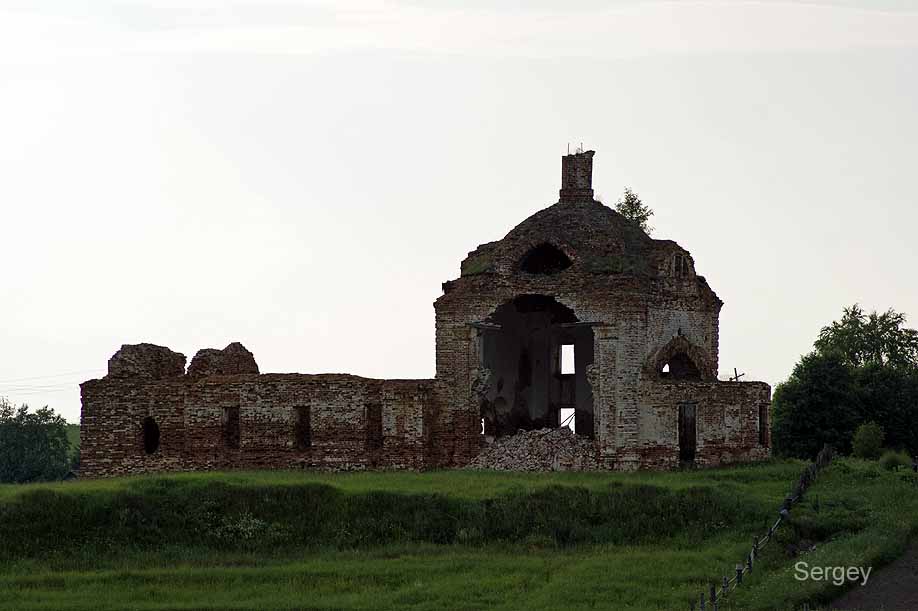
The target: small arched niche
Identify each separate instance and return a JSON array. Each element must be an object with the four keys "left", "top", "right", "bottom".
[
  {"left": 142, "top": 416, "right": 160, "bottom": 454},
  {"left": 519, "top": 243, "right": 572, "bottom": 275}
]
